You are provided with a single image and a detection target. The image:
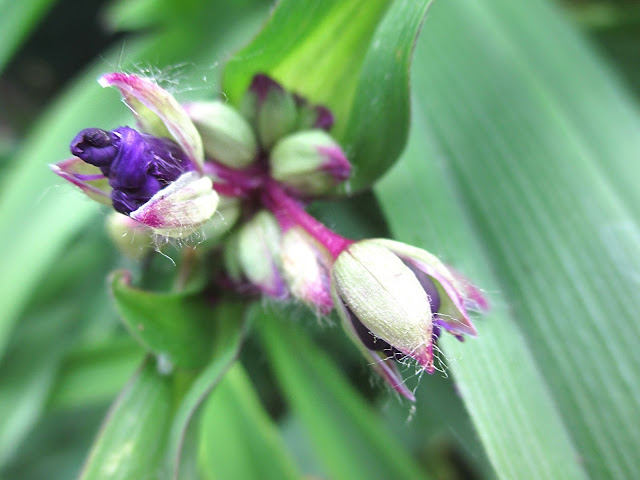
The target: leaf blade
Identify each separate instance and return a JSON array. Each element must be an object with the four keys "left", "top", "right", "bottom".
[
  {"left": 256, "top": 304, "right": 429, "bottom": 480},
  {"left": 377, "top": 0, "right": 640, "bottom": 477},
  {"left": 198, "top": 363, "right": 300, "bottom": 480}
]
